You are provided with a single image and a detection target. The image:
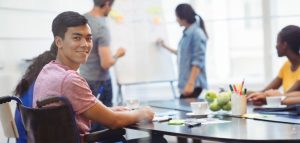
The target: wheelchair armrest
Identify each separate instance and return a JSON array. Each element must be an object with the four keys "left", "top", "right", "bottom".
[
  {"left": 36, "top": 96, "right": 70, "bottom": 108},
  {"left": 0, "top": 96, "right": 22, "bottom": 105},
  {"left": 83, "top": 128, "right": 126, "bottom": 142}
]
